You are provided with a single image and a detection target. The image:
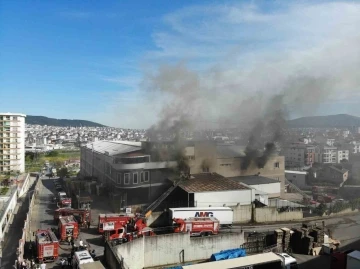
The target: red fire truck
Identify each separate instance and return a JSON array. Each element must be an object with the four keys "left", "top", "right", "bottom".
[
  {"left": 54, "top": 208, "right": 91, "bottom": 227},
  {"left": 98, "top": 213, "right": 133, "bottom": 233},
  {"left": 173, "top": 217, "right": 220, "bottom": 237},
  {"left": 58, "top": 215, "right": 79, "bottom": 243},
  {"left": 104, "top": 217, "right": 154, "bottom": 244},
  {"left": 35, "top": 229, "right": 59, "bottom": 262},
  {"left": 57, "top": 192, "right": 72, "bottom": 208}
]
